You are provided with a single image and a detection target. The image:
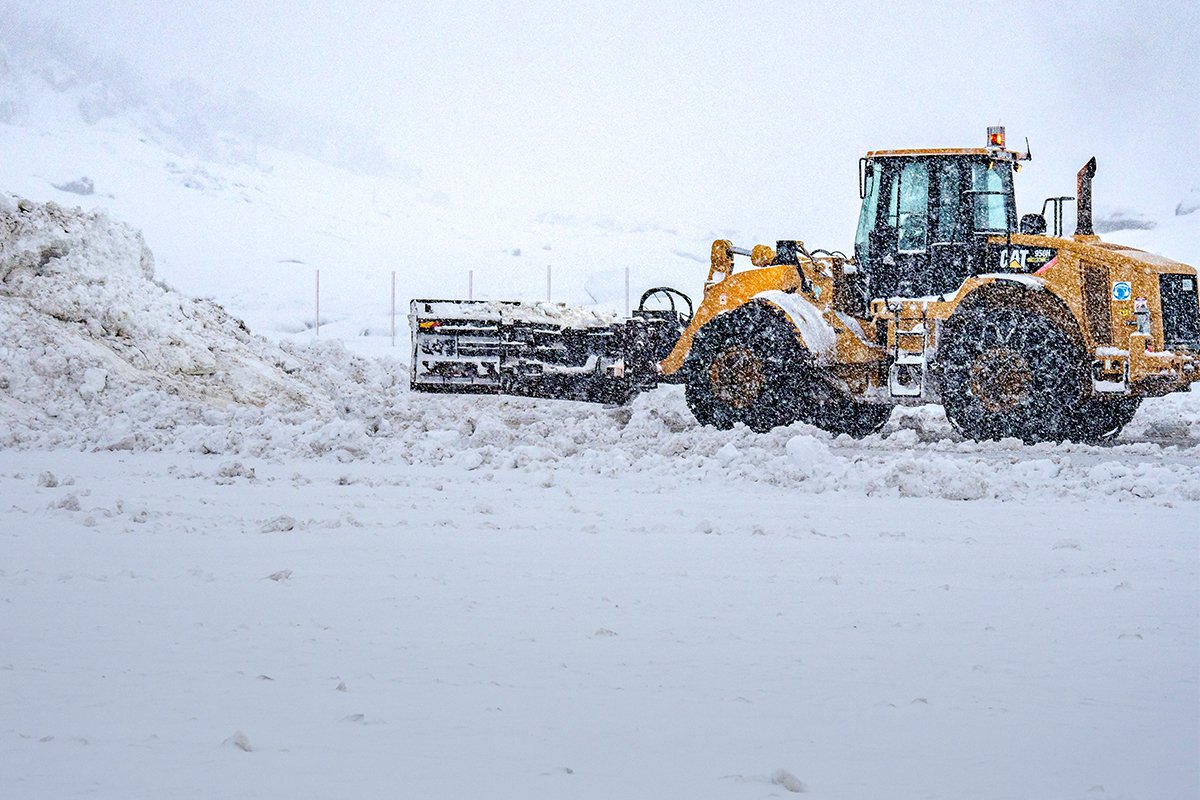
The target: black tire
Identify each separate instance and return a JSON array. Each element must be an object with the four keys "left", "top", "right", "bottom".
[
  {"left": 683, "top": 303, "right": 815, "bottom": 432},
  {"left": 938, "top": 304, "right": 1086, "bottom": 443},
  {"left": 1060, "top": 396, "right": 1140, "bottom": 443},
  {"left": 808, "top": 398, "right": 893, "bottom": 438}
]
